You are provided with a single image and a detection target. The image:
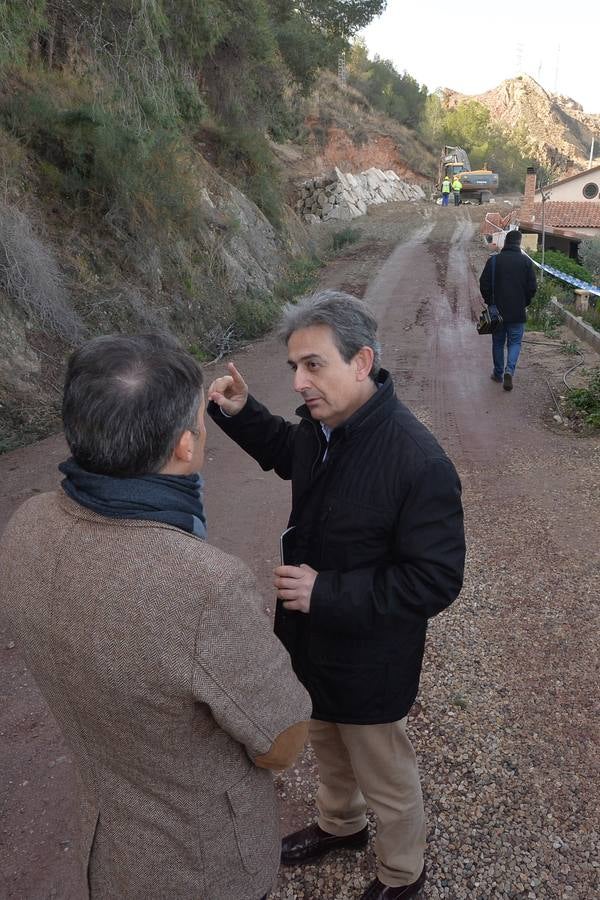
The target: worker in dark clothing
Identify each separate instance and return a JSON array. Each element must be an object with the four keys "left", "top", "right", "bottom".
[
  {"left": 479, "top": 230, "right": 537, "bottom": 391},
  {"left": 208, "top": 290, "right": 465, "bottom": 900}
]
